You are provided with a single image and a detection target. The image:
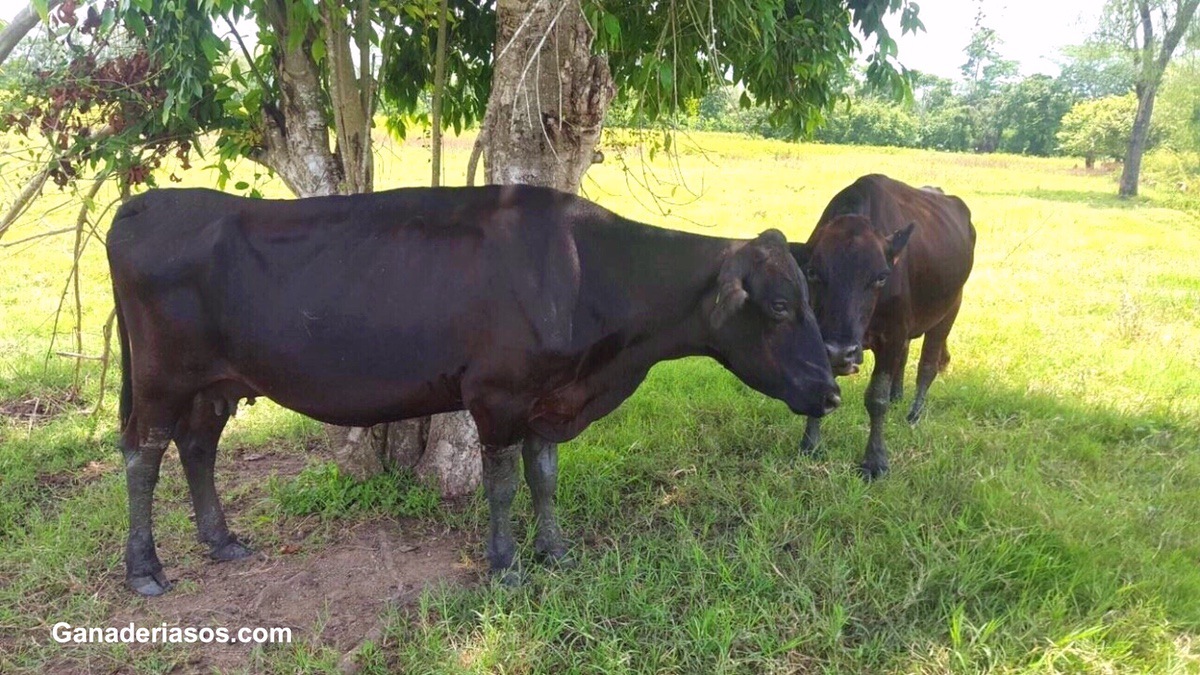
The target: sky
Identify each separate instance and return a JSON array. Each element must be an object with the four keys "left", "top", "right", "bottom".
[
  {"left": 883, "top": 0, "right": 1106, "bottom": 79},
  {"left": 1, "top": 0, "right": 1106, "bottom": 81}
]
